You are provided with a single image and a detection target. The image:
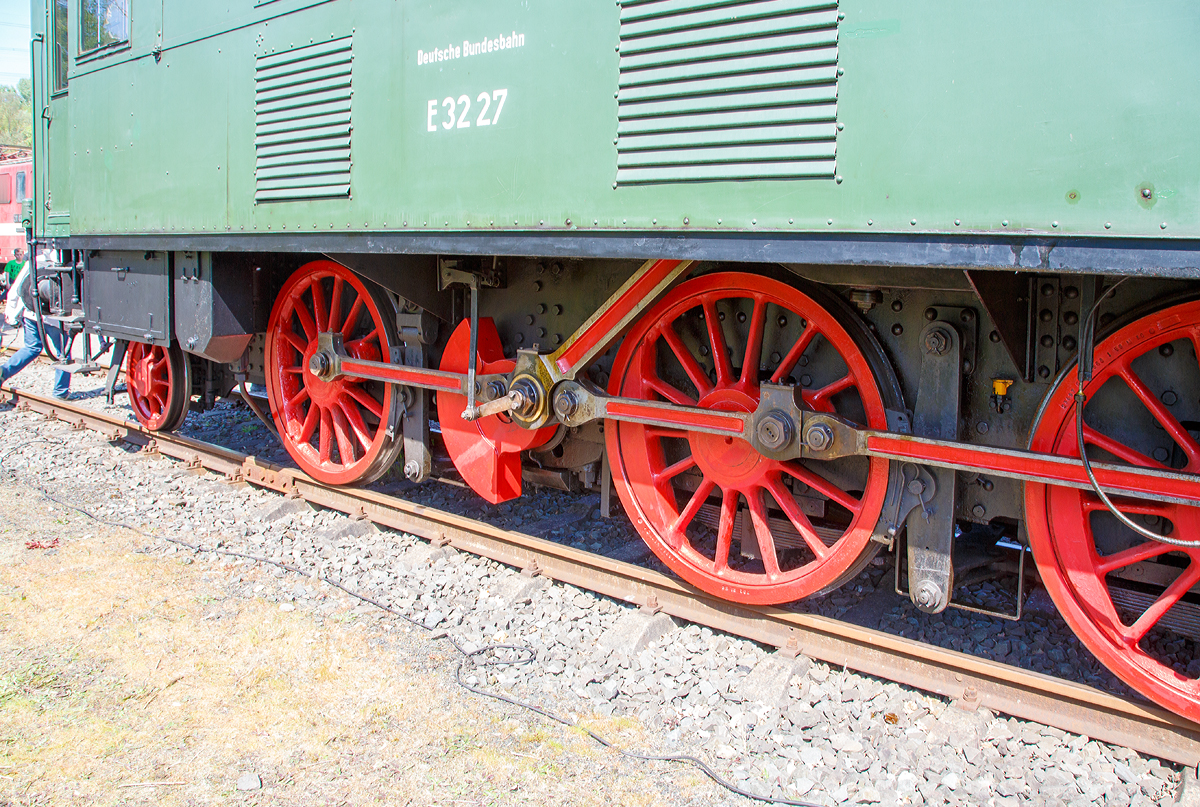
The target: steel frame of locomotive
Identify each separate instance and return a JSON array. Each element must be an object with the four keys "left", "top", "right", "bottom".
[{"left": 24, "top": 0, "right": 1200, "bottom": 723}]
